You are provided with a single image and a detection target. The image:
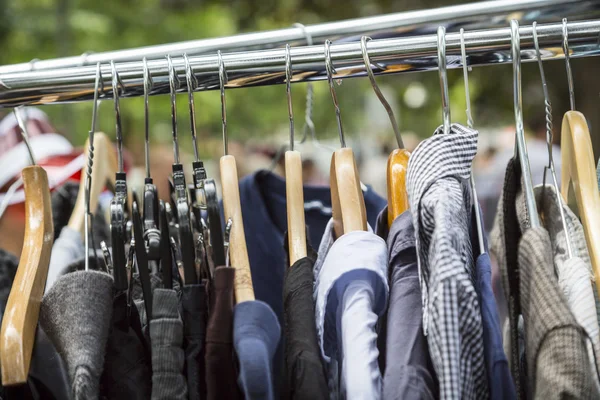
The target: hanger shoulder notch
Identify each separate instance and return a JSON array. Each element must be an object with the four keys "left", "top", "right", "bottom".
[
  {"left": 386, "top": 148, "right": 410, "bottom": 227},
  {"left": 285, "top": 150, "right": 307, "bottom": 266},
  {"left": 561, "top": 111, "right": 600, "bottom": 296},
  {"left": 68, "top": 132, "right": 118, "bottom": 237},
  {"left": 330, "top": 147, "right": 367, "bottom": 238},
  {"left": 220, "top": 155, "right": 255, "bottom": 303},
  {"left": 1, "top": 166, "right": 53, "bottom": 385}
]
